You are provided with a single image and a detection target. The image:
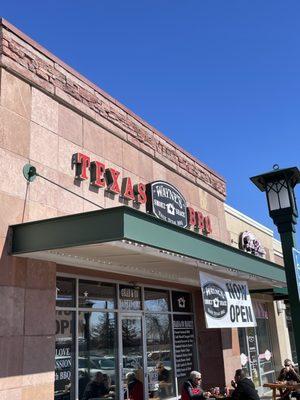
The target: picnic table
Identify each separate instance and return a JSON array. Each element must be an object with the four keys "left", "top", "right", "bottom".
[{"left": 263, "top": 382, "right": 300, "bottom": 400}]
